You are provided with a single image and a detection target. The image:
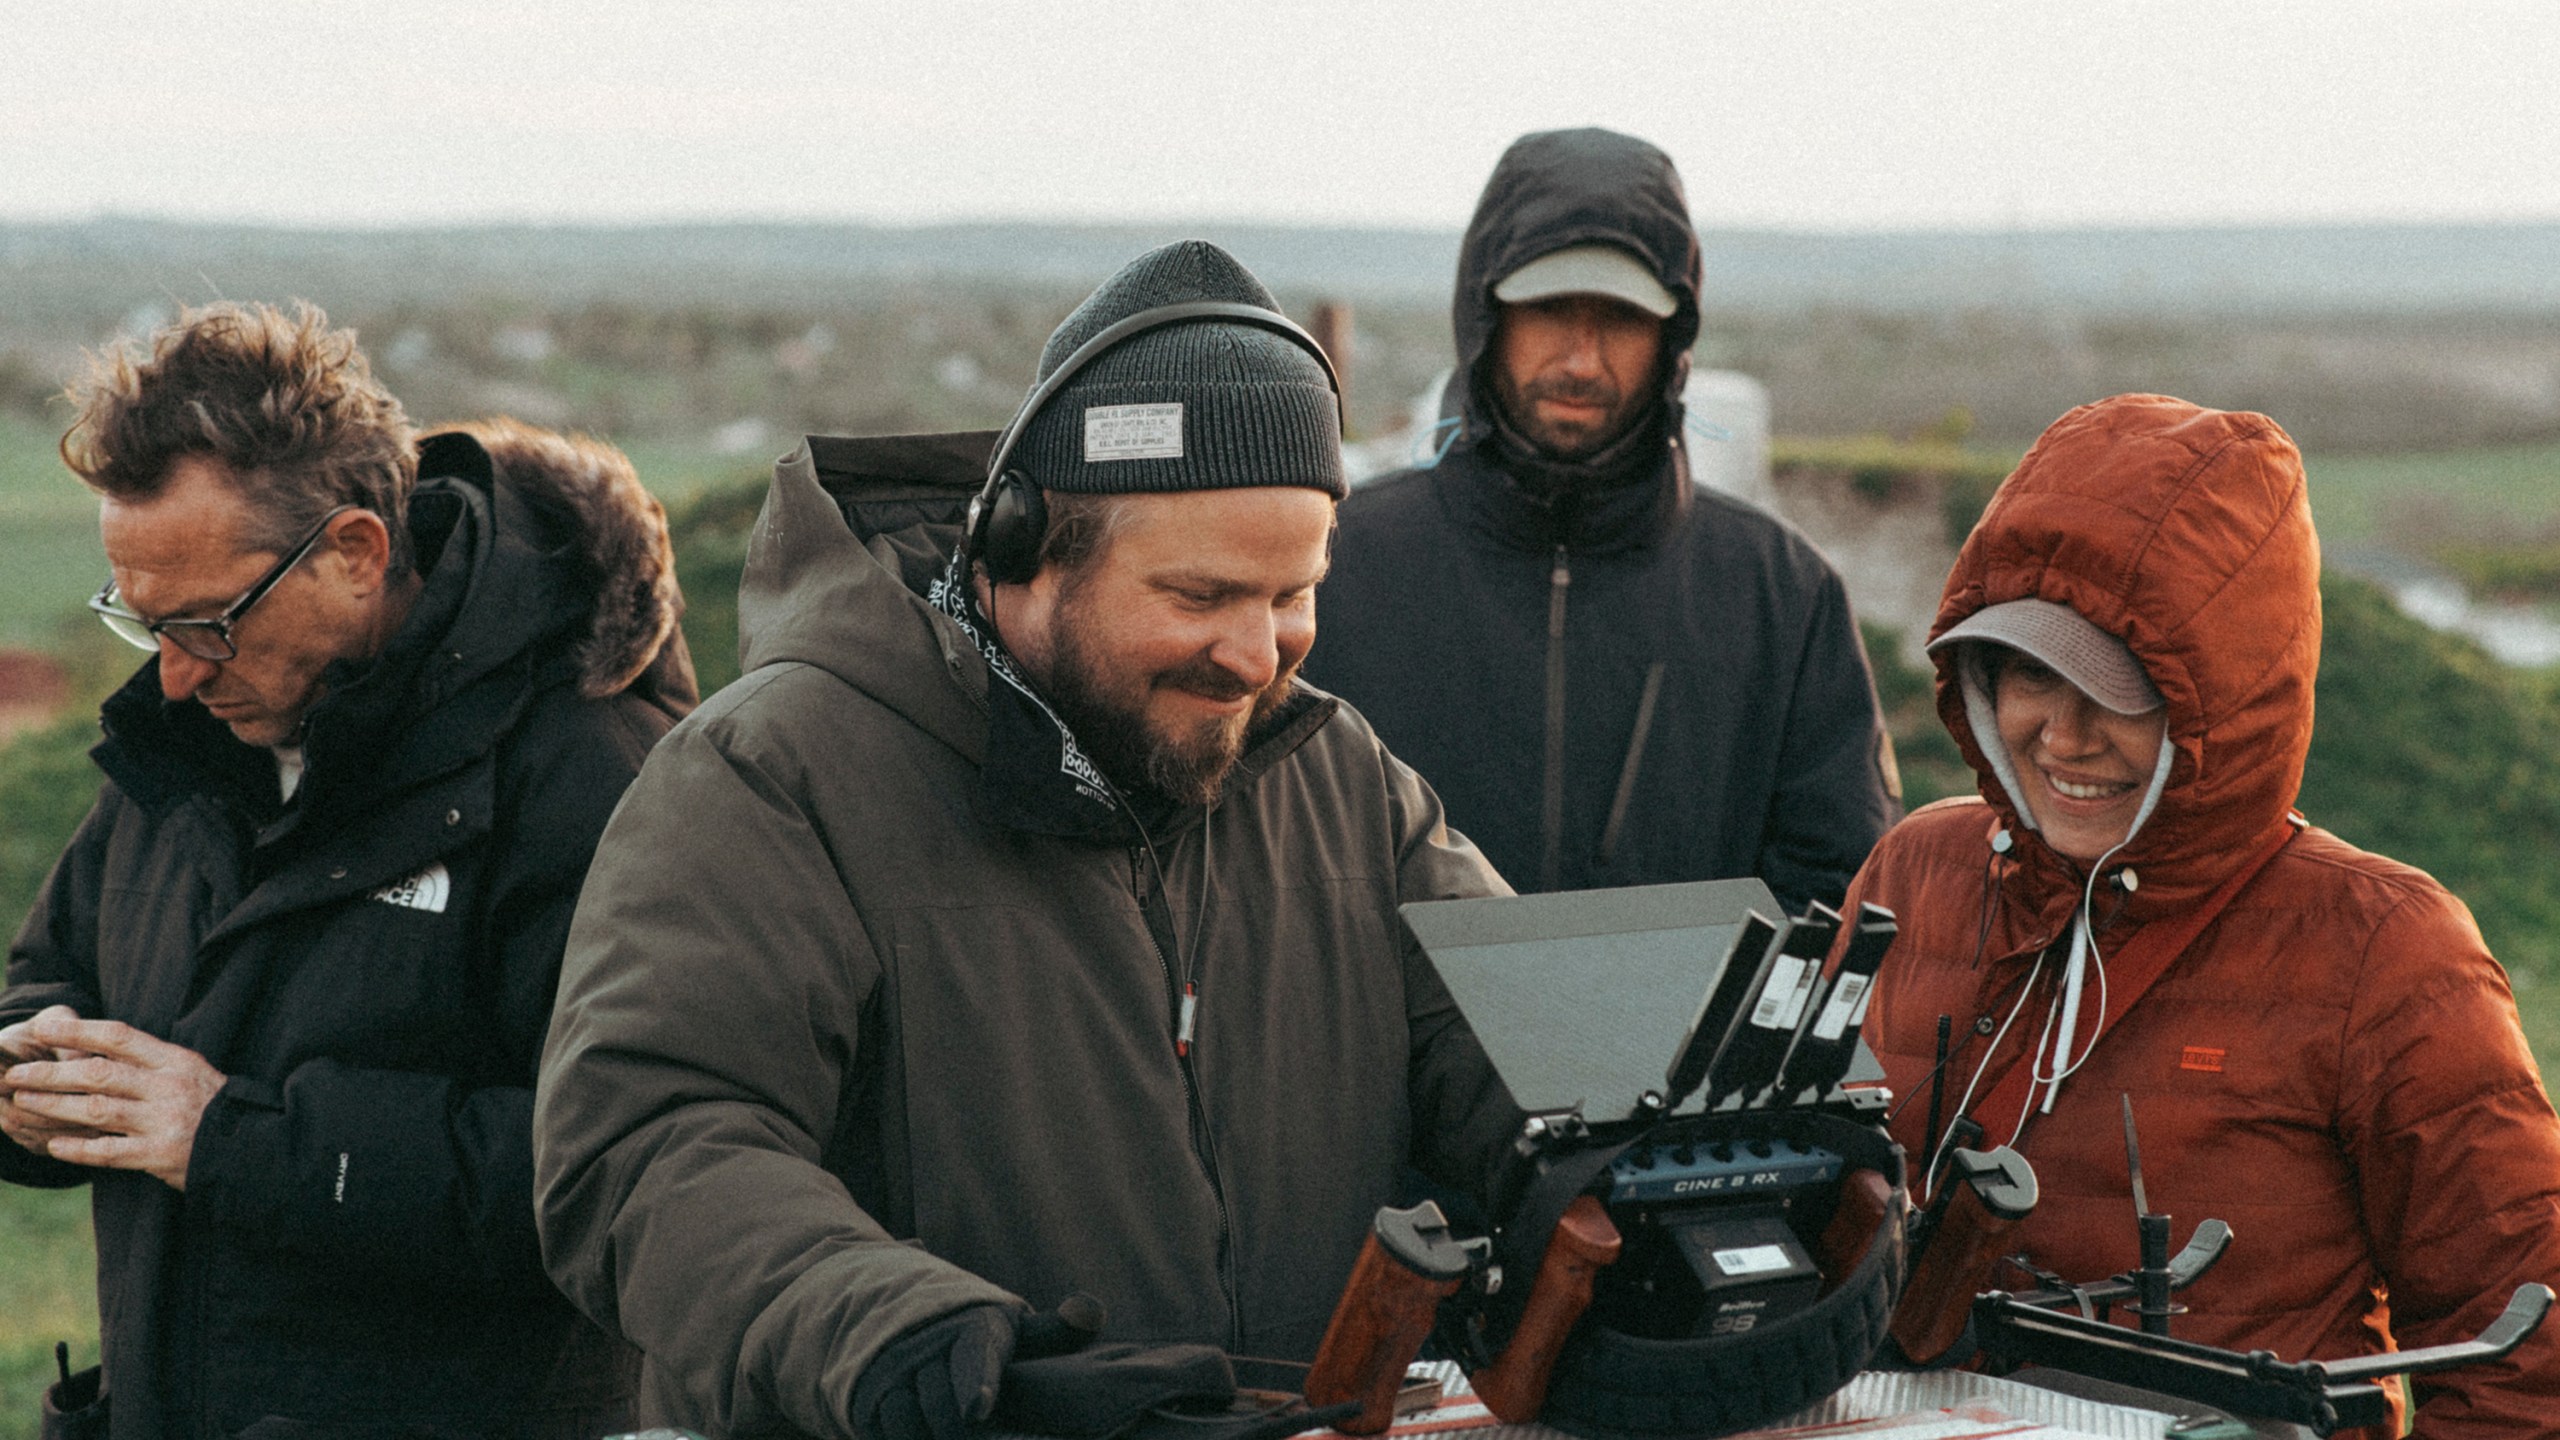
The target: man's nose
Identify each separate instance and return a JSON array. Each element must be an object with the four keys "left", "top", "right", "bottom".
[
  {"left": 1556, "top": 316, "right": 1608, "bottom": 374},
  {"left": 157, "top": 638, "right": 219, "bottom": 702},
  {"left": 1209, "top": 609, "right": 1283, "bottom": 691}
]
